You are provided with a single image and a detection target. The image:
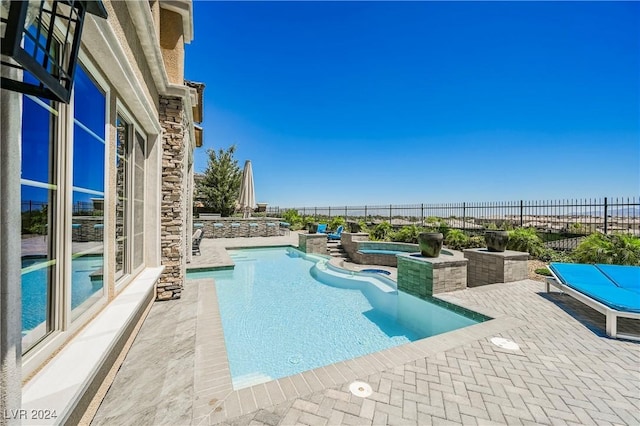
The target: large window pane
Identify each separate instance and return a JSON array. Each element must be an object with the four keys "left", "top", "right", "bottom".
[
  {"left": 133, "top": 132, "right": 145, "bottom": 270},
  {"left": 21, "top": 90, "right": 57, "bottom": 352},
  {"left": 71, "top": 64, "right": 105, "bottom": 319},
  {"left": 115, "top": 116, "right": 129, "bottom": 276}
]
